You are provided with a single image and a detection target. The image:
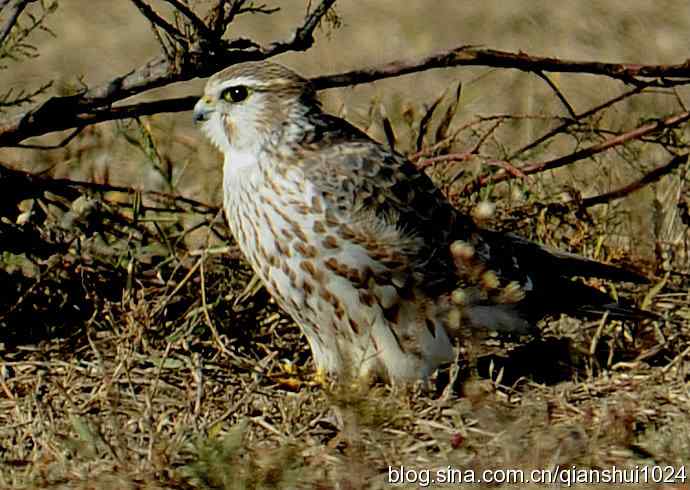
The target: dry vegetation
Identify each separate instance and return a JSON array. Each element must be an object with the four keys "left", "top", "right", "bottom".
[{"left": 2, "top": 1, "right": 690, "bottom": 489}]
